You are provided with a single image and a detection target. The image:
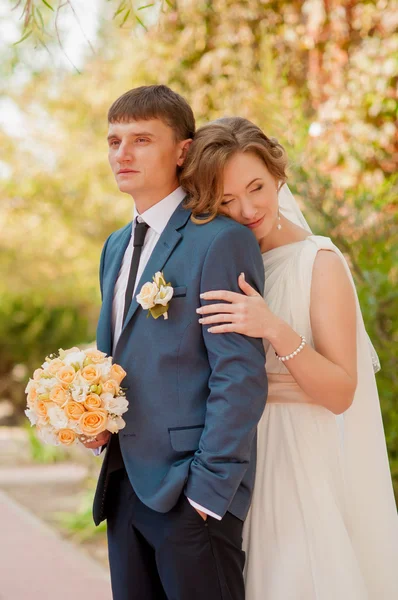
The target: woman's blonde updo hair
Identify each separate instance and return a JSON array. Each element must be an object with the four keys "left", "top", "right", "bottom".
[{"left": 181, "top": 117, "right": 288, "bottom": 224}]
